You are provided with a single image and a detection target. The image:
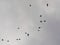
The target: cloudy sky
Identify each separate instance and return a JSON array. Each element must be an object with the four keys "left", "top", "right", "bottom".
[{"left": 0, "top": 0, "right": 60, "bottom": 45}]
